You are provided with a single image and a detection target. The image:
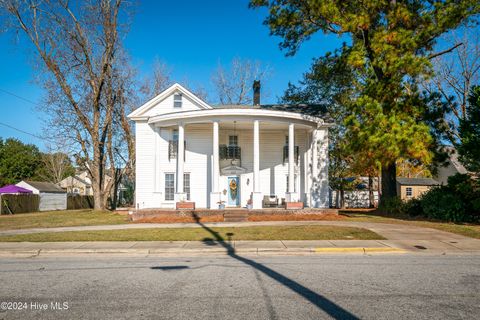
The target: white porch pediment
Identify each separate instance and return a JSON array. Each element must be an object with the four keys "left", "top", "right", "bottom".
[{"left": 127, "top": 83, "right": 212, "bottom": 120}]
